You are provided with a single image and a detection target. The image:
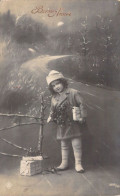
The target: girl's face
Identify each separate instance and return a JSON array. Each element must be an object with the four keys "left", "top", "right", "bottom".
[{"left": 51, "top": 80, "right": 64, "bottom": 93}]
